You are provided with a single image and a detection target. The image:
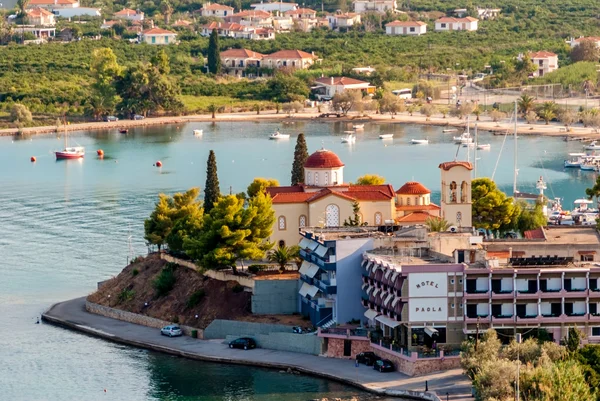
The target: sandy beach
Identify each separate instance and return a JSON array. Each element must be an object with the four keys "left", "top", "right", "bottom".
[{"left": 1, "top": 109, "right": 598, "bottom": 140}]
